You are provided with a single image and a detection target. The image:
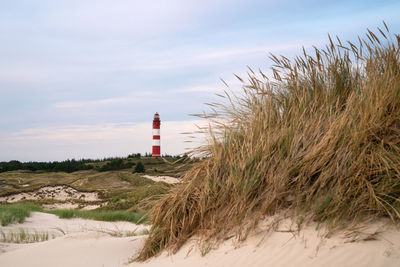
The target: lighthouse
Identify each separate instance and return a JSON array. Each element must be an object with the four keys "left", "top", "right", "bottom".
[{"left": 152, "top": 112, "right": 161, "bottom": 157}]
